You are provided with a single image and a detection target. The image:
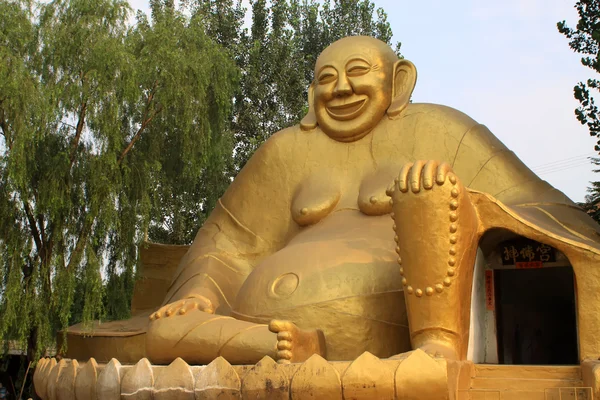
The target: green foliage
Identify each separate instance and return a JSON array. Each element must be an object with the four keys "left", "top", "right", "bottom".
[
  {"left": 559, "top": 2, "right": 600, "bottom": 219},
  {"left": 578, "top": 158, "right": 600, "bottom": 223},
  {"left": 0, "top": 2, "right": 400, "bottom": 391},
  {"left": 189, "top": 0, "right": 401, "bottom": 171},
  {"left": 0, "top": 0, "right": 238, "bottom": 368},
  {"left": 558, "top": 1, "right": 600, "bottom": 146}
]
